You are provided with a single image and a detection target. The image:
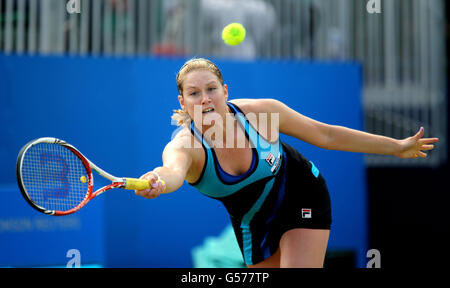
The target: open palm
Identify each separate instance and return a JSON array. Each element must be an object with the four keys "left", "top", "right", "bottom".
[{"left": 395, "top": 127, "right": 439, "bottom": 159}]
